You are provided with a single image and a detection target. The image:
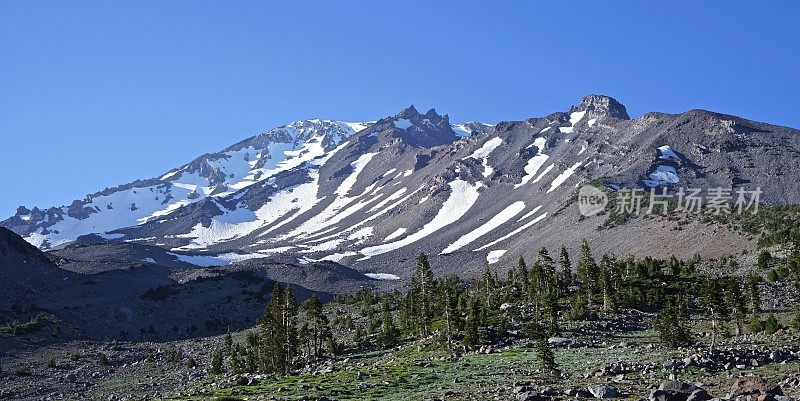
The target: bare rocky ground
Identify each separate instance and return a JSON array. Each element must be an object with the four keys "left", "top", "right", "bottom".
[{"left": 3, "top": 308, "right": 800, "bottom": 401}]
